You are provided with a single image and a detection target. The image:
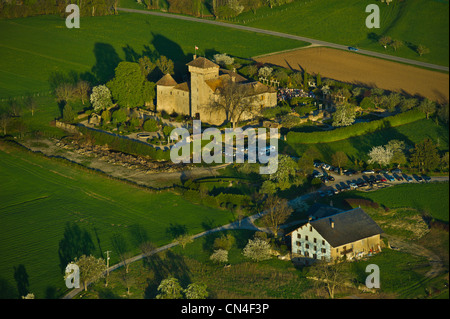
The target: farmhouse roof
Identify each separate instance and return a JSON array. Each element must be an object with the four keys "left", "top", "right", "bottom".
[
  {"left": 156, "top": 73, "right": 177, "bottom": 86},
  {"left": 310, "top": 208, "right": 383, "bottom": 247},
  {"left": 187, "top": 57, "right": 219, "bottom": 69},
  {"left": 306, "top": 203, "right": 343, "bottom": 220}
]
